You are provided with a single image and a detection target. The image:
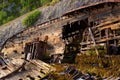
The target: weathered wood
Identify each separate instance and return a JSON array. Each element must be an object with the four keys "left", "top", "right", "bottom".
[
  {"left": 24, "top": 40, "right": 47, "bottom": 60},
  {"left": 88, "top": 27, "right": 99, "bottom": 55},
  {"left": 81, "top": 47, "right": 91, "bottom": 51},
  {"left": 3, "top": 59, "right": 55, "bottom": 80},
  {"left": 97, "top": 35, "right": 120, "bottom": 43},
  {"left": 80, "top": 27, "right": 99, "bottom": 55},
  {"left": 81, "top": 35, "right": 120, "bottom": 46},
  {"left": 100, "top": 22, "right": 120, "bottom": 30},
  {"left": 92, "top": 17, "right": 120, "bottom": 29},
  {"left": 0, "top": 59, "right": 25, "bottom": 79}
]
